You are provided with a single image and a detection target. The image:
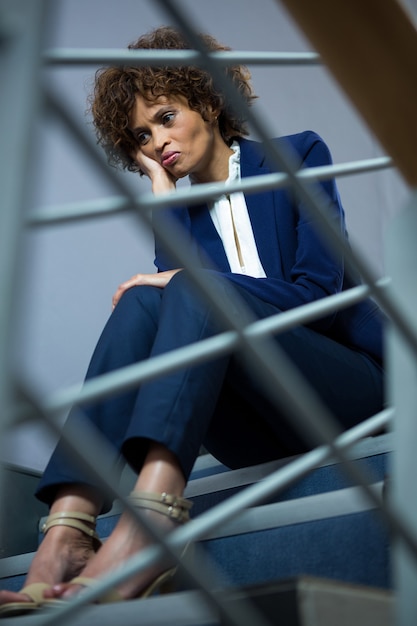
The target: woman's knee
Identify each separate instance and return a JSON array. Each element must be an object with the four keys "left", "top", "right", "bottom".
[
  {"left": 104, "top": 285, "right": 163, "bottom": 342},
  {"left": 118, "top": 284, "right": 162, "bottom": 309},
  {"left": 112, "top": 284, "right": 162, "bottom": 322},
  {"left": 162, "top": 269, "right": 233, "bottom": 314},
  {"left": 161, "top": 270, "right": 207, "bottom": 311}
]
